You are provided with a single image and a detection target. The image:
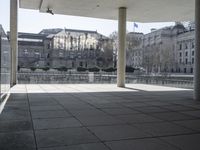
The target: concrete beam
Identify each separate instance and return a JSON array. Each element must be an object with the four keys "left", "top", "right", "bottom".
[{"left": 10, "top": 0, "right": 18, "bottom": 86}]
